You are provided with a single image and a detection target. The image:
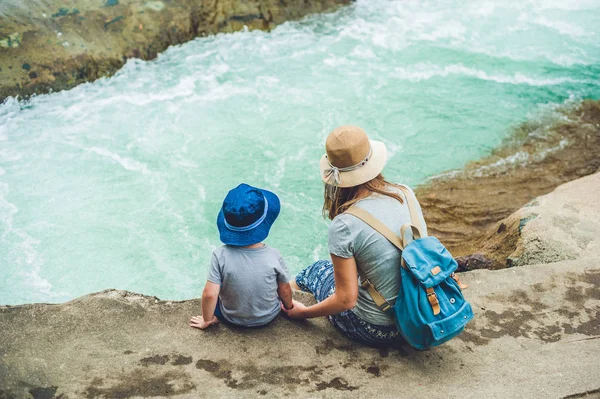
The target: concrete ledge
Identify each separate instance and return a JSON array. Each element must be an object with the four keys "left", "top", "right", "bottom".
[{"left": 1, "top": 258, "right": 598, "bottom": 398}]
